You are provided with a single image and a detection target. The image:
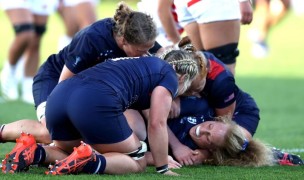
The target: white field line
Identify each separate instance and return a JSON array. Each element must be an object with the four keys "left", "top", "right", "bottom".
[{"left": 282, "top": 148, "right": 304, "bottom": 153}]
